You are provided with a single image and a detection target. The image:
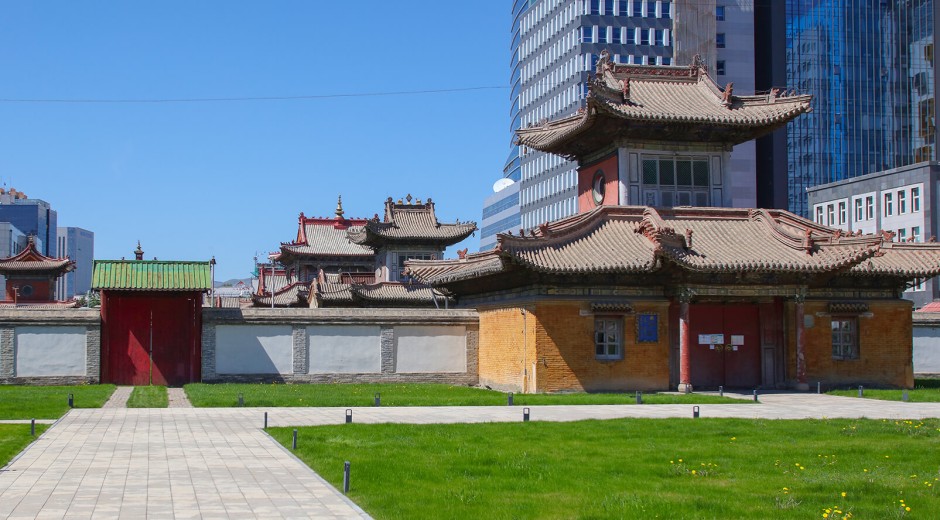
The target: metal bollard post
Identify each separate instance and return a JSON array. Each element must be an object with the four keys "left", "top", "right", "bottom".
[
  {"left": 635, "top": 391, "right": 642, "bottom": 404},
  {"left": 264, "top": 412, "right": 268, "bottom": 429},
  {"left": 719, "top": 386, "right": 723, "bottom": 397},
  {"left": 902, "top": 390, "right": 910, "bottom": 402},
  {"left": 753, "top": 389, "right": 758, "bottom": 402},
  {"left": 374, "top": 393, "right": 381, "bottom": 407},
  {"left": 68, "top": 393, "right": 74, "bottom": 408},
  {"left": 292, "top": 429, "right": 298, "bottom": 450},
  {"left": 523, "top": 407, "right": 530, "bottom": 422},
  {"left": 693, "top": 405, "right": 700, "bottom": 418},
  {"left": 817, "top": 381, "right": 821, "bottom": 394},
  {"left": 238, "top": 393, "right": 244, "bottom": 407},
  {"left": 30, "top": 418, "right": 35, "bottom": 437},
  {"left": 343, "top": 461, "right": 351, "bottom": 494},
  {"left": 508, "top": 392, "right": 514, "bottom": 406},
  {"left": 858, "top": 385, "right": 864, "bottom": 398},
  {"left": 345, "top": 409, "right": 353, "bottom": 424}
]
